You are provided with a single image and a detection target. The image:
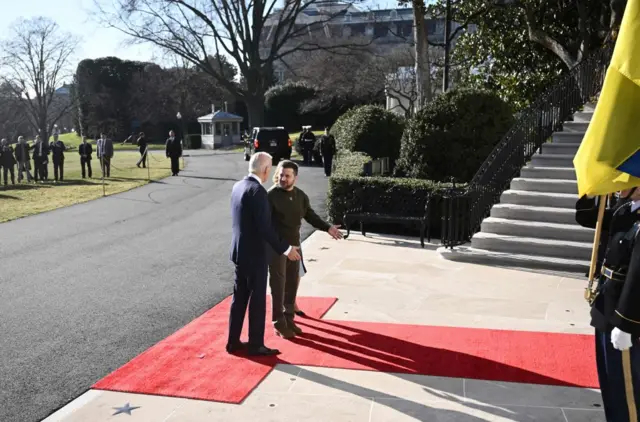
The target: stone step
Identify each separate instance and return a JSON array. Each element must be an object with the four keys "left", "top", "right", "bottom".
[
  {"left": 573, "top": 111, "right": 593, "bottom": 122},
  {"left": 470, "top": 232, "right": 592, "bottom": 261},
  {"left": 500, "top": 190, "right": 578, "bottom": 208},
  {"left": 541, "top": 143, "right": 579, "bottom": 156},
  {"left": 552, "top": 132, "right": 583, "bottom": 144},
  {"left": 520, "top": 166, "right": 576, "bottom": 180},
  {"left": 481, "top": 217, "right": 594, "bottom": 243},
  {"left": 510, "top": 178, "right": 577, "bottom": 194},
  {"left": 530, "top": 154, "right": 574, "bottom": 167},
  {"left": 438, "top": 246, "right": 590, "bottom": 274},
  {"left": 490, "top": 203, "right": 577, "bottom": 225},
  {"left": 562, "top": 121, "right": 589, "bottom": 132},
  {"left": 583, "top": 103, "right": 596, "bottom": 112}
]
